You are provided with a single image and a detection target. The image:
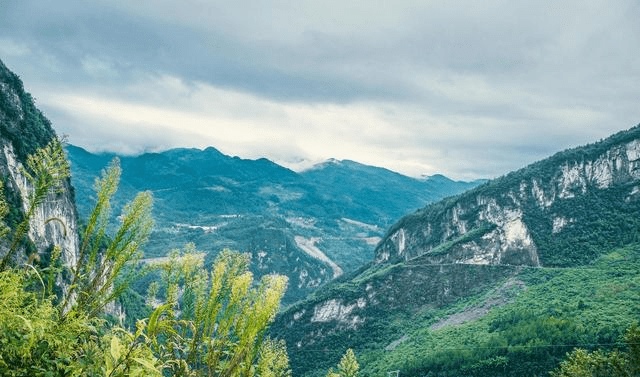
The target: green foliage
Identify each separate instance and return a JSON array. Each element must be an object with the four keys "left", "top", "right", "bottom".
[
  {"left": 336, "top": 349, "right": 359, "bottom": 377},
  {"left": 145, "top": 245, "right": 289, "bottom": 376},
  {"left": 369, "top": 245, "right": 640, "bottom": 377},
  {"left": 0, "top": 61, "right": 56, "bottom": 162},
  {"left": 0, "top": 268, "right": 84, "bottom": 375},
  {"left": 0, "top": 268, "right": 159, "bottom": 377},
  {"left": 278, "top": 242, "right": 640, "bottom": 377},
  {"left": 0, "top": 142, "right": 158, "bottom": 375},
  {"left": 551, "top": 324, "right": 640, "bottom": 377},
  {"left": 0, "top": 181, "right": 11, "bottom": 240},
  {"left": 0, "top": 138, "right": 70, "bottom": 270},
  {"left": 116, "top": 287, "right": 152, "bottom": 329},
  {"left": 524, "top": 183, "right": 640, "bottom": 267},
  {"left": 98, "top": 324, "right": 163, "bottom": 377},
  {"left": 1, "top": 173, "right": 24, "bottom": 230},
  {"left": 256, "top": 338, "right": 292, "bottom": 377},
  {"left": 60, "top": 157, "right": 154, "bottom": 319},
  {"left": 0, "top": 142, "right": 291, "bottom": 376},
  {"left": 551, "top": 348, "right": 627, "bottom": 377},
  {"left": 325, "top": 369, "right": 341, "bottom": 377},
  {"left": 325, "top": 349, "right": 359, "bottom": 377}
]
